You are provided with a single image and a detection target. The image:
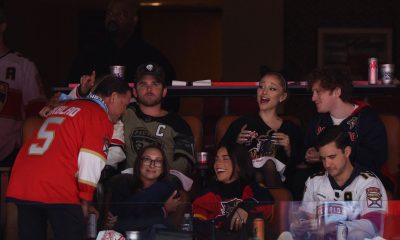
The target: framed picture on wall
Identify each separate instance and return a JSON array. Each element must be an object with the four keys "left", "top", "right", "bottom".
[{"left": 318, "top": 28, "right": 392, "bottom": 80}]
